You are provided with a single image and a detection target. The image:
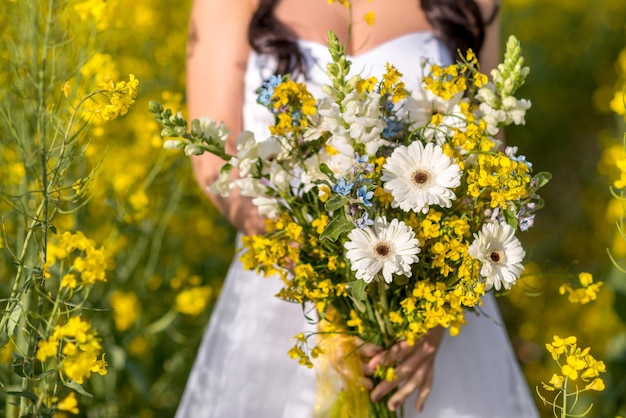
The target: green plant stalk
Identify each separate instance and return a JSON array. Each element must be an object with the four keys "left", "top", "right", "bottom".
[
  {"left": 19, "top": 0, "right": 56, "bottom": 414},
  {"left": 561, "top": 377, "right": 568, "bottom": 418}
]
